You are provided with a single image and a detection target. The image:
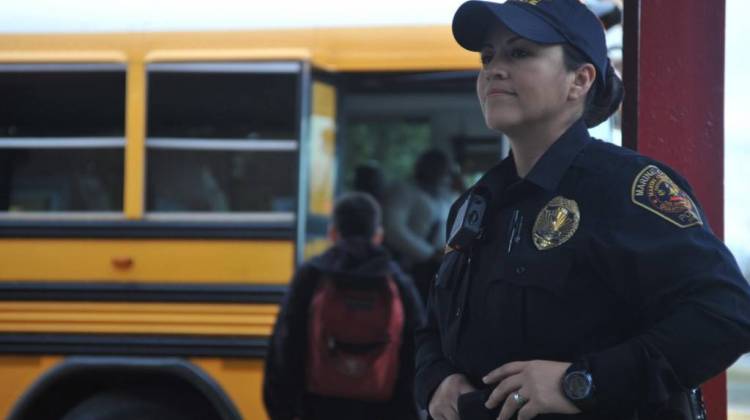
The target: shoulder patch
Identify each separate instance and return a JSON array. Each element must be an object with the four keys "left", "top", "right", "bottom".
[{"left": 631, "top": 165, "right": 703, "bottom": 228}]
